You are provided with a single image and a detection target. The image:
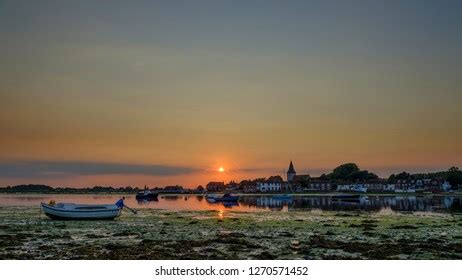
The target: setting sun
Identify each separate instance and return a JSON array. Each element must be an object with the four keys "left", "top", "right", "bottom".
[{"left": 218, "top": 167, "right": 225, "bottom": 173}]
